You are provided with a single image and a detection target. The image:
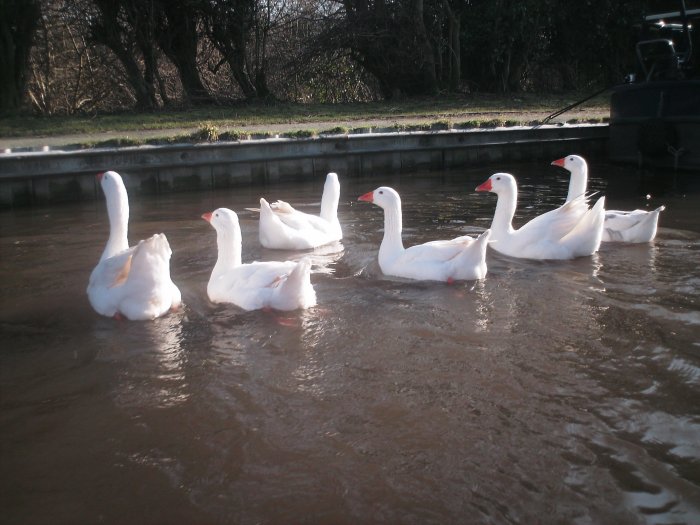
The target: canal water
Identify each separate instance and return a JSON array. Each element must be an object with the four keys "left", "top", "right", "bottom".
[{"left": 1, "top": 160, "right": 699, "bottom": 524}]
